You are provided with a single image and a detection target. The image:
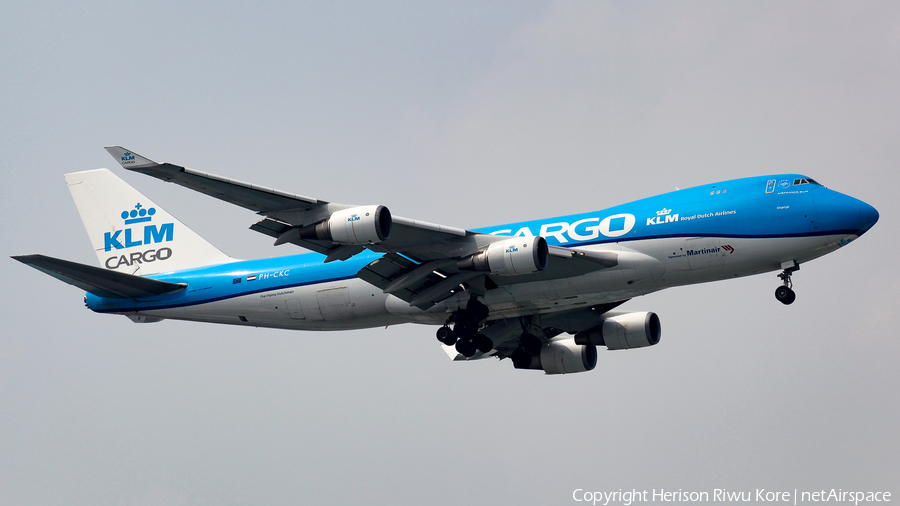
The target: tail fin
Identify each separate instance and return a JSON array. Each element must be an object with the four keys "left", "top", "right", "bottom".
[{"left": 66, "top": 169, "right": 233, "bottom": 276}]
